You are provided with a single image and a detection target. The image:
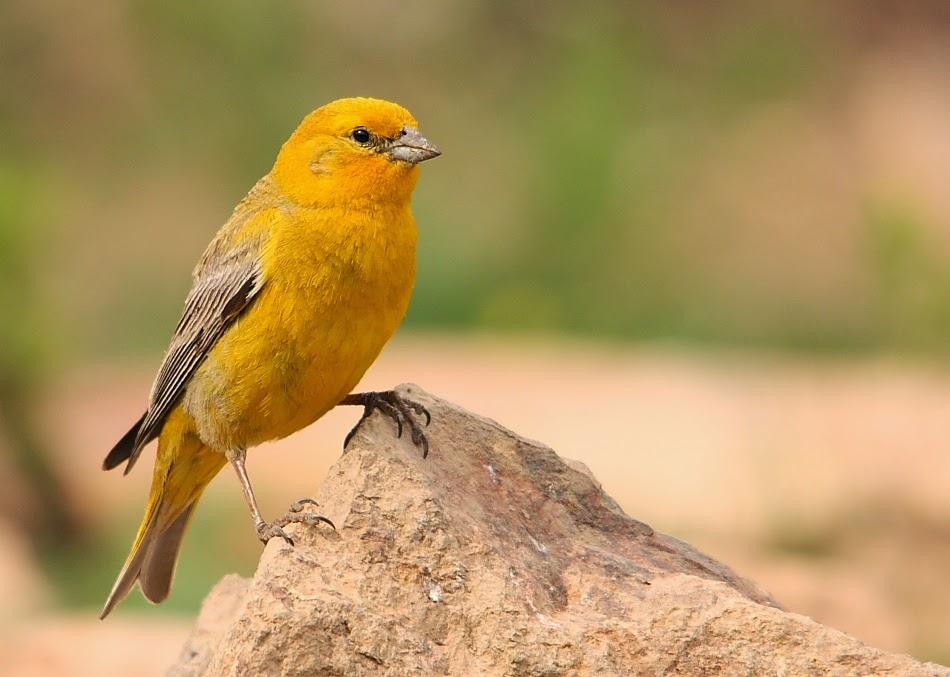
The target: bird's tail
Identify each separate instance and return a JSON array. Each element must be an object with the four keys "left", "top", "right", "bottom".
[{"left": 100, "top": 418, "right": 226, "bottom": 619}]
